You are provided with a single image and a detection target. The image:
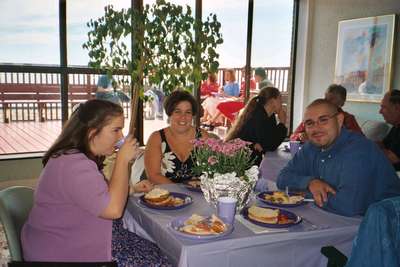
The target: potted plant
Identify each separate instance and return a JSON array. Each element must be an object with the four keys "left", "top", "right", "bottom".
[{"left": 191, "top": 138, "right": 259, "bottom": 211}]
